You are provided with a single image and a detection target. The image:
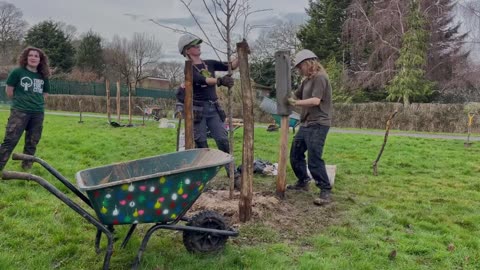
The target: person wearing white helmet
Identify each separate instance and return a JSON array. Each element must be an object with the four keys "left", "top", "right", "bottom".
[
  {"left": 286, "top": 49, "right": 333, "bottom": 206},
  {"left": 178, "top": 34, "right": 240, "bottom": 186}
]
